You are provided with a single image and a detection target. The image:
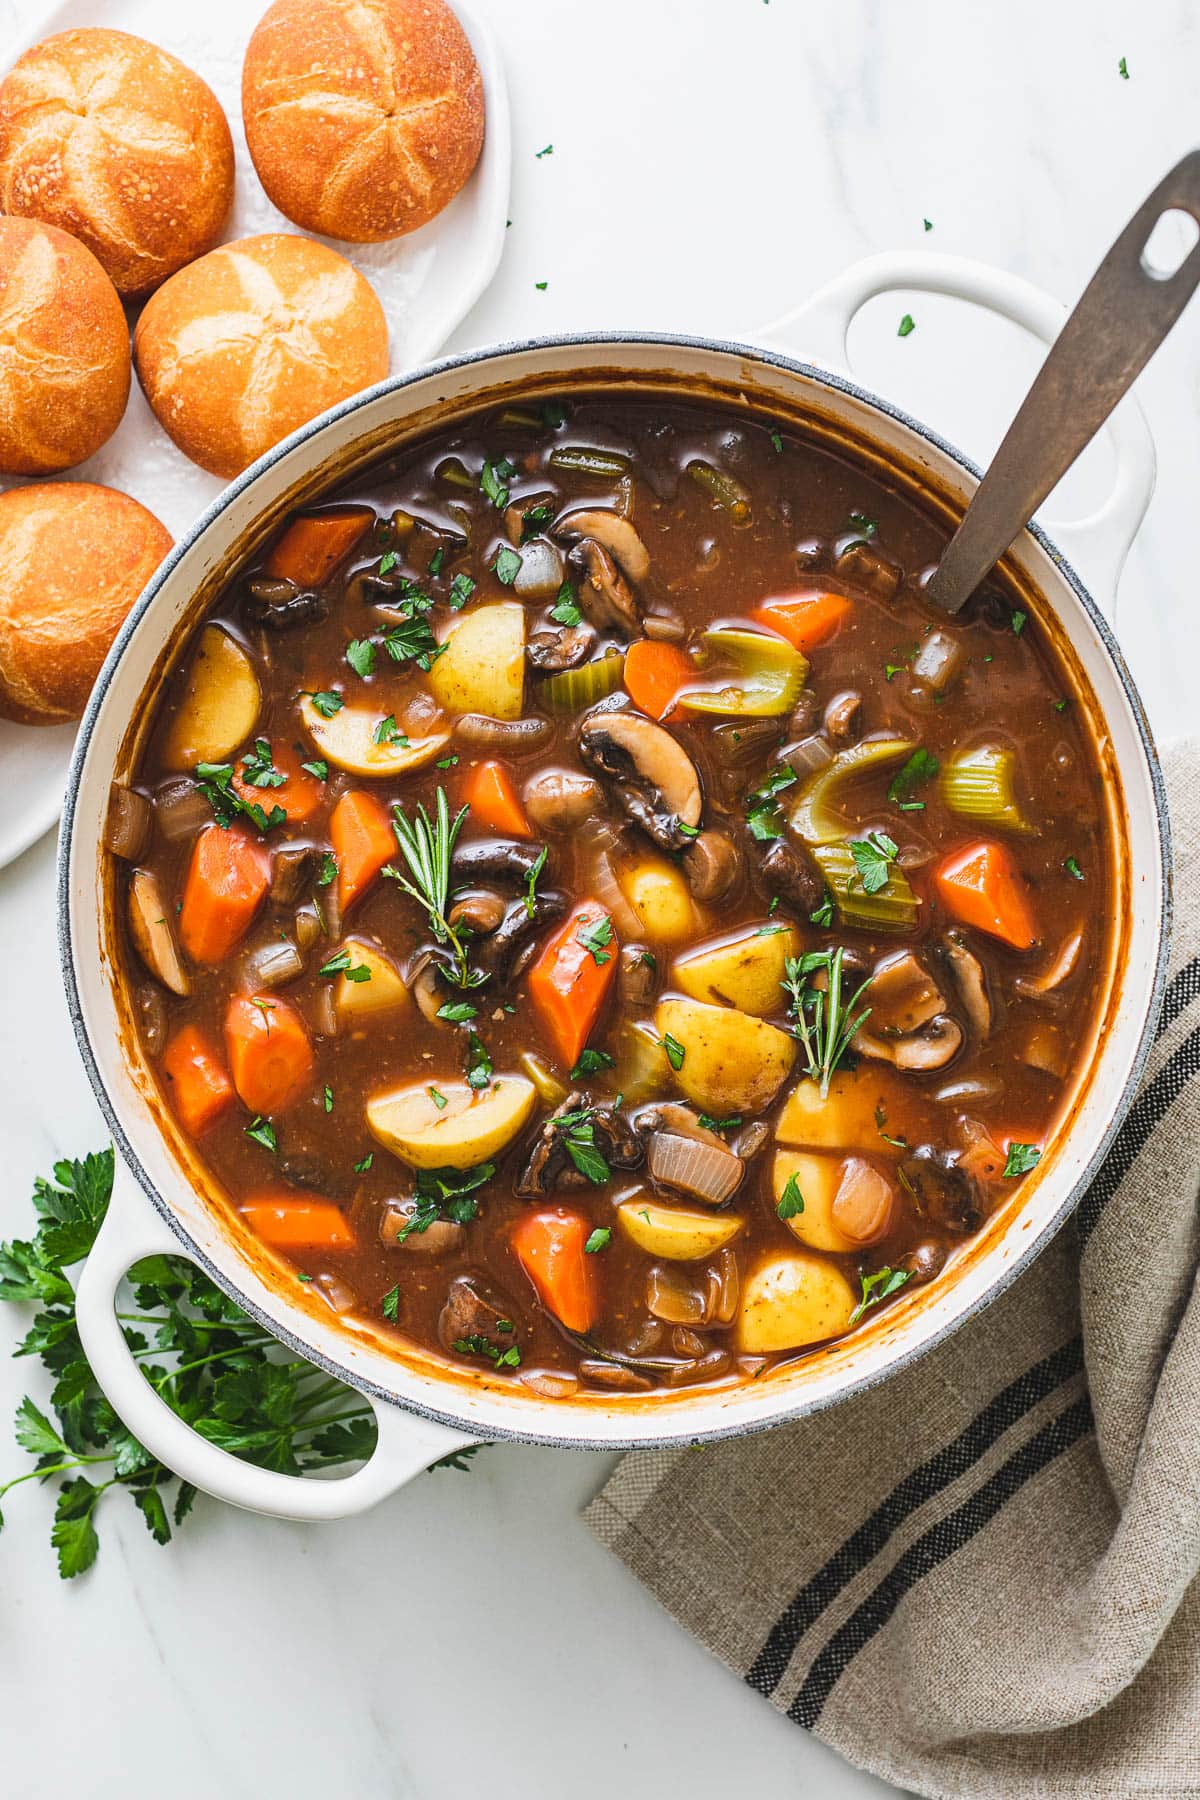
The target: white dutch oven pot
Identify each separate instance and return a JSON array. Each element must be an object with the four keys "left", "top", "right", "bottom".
[{"left": 61, "top": 254, "right": 1170, "bottom": 1520}]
